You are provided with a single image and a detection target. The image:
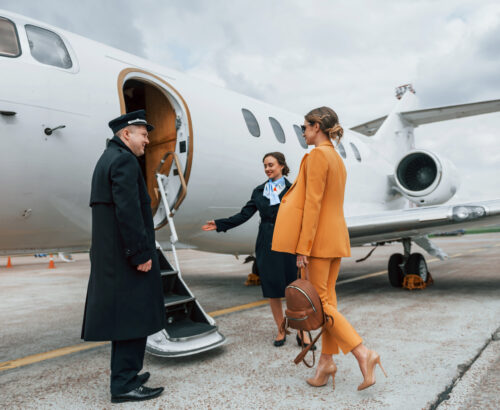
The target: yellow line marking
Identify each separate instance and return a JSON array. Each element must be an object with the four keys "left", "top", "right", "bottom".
[
  {"left": 450, "top": 253, "right": 463, "bottom": 258},
  {"left": 208, "top": 299, "right": 269, "bottom": 317},
  {"left": 0, "top": 342, "right": 108, "bottom": 372},
  {"left": 337, "top": 270, "right": 387, "bottom": 285},
  {"left": 0, "top": 301, "right": 270, "bottom": 373},
  {"left": 0, "top": 245, "right": 491, "bottom": 372},
  {"left": 467, "top": 248, "right": 484, "bottom": 253}
]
